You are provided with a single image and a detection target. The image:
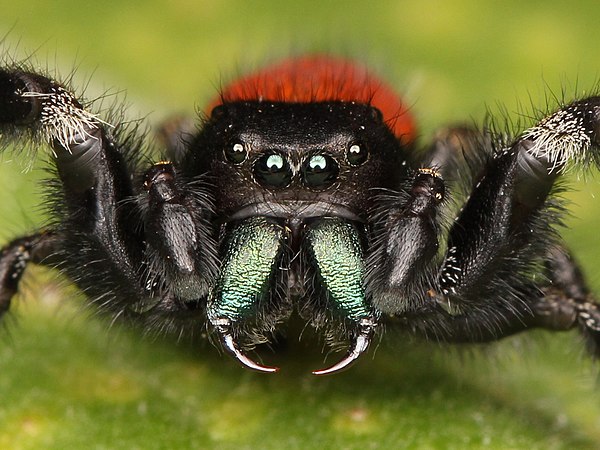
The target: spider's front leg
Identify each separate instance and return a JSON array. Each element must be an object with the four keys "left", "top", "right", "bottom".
[
  {"left": 0, "top": 68, "right": 147, "bottom": 316},
  {"left": 423, "top": 98, "right": 600, "bottom": 351}
]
